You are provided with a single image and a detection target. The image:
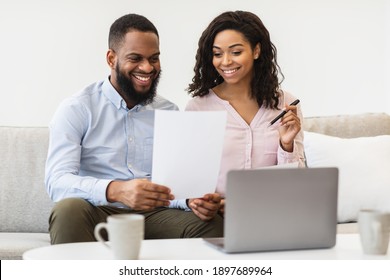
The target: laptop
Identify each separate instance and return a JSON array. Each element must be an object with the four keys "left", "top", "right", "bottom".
[{"left": 204, "top": 167, "right": 339, "bottom": 253}]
